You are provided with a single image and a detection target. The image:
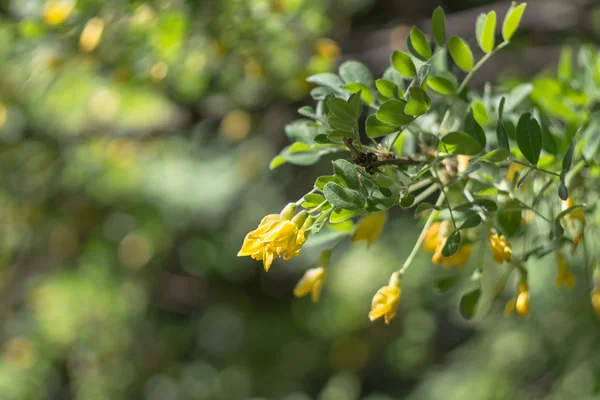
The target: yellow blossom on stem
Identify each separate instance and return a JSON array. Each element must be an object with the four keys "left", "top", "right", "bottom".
[
  {"left": 555, "top": 251, "right": 575, "bottom": 290},
  {"left": 505, "top": 281, "right": 530, "bottom": 318},
  {"left": 369, "top": 273, "right": 401, "bottom": 325},
  {"left": 562, "top": 197, "right": 585, "bottom": 224},
  {"left": 43, "top": 0, "right": 76, "bottom": 25},
  {"left": 423, "top": 222, "right": 442, "bottom": 252},
  {"left": 237, "top": 204, "right": 312, "bottom": 271},
  {"left": 432, "top": 239, "right": 472, "bottom": 269},
  {"left": 591, "top": 289, "right": 600, "bottom": 318},
  {"left": 352, "top": 211, "right": 387, "bottom": 247},
  {"left": 424, "top": 222, "right": 471, "bottom": 268},
  {"left": 294, "top": 267, "right": 325, "bottom": 303},
  {"left": 506, "top": 163, "right": 527, "bottom": 190},
  {"left": 489, "top": 233, "right": 512, "bottom": 264}
]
